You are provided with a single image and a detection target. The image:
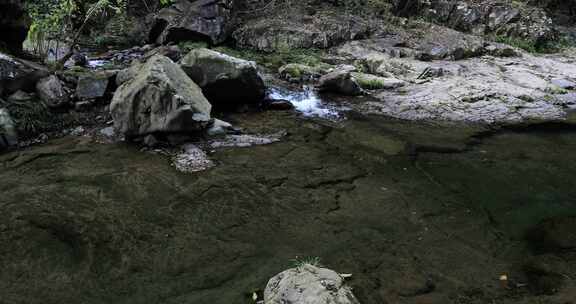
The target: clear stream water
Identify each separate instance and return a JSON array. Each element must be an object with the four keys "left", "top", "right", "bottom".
[{"left": 1, "top": 88, "right": 576, "bottom": 303}]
